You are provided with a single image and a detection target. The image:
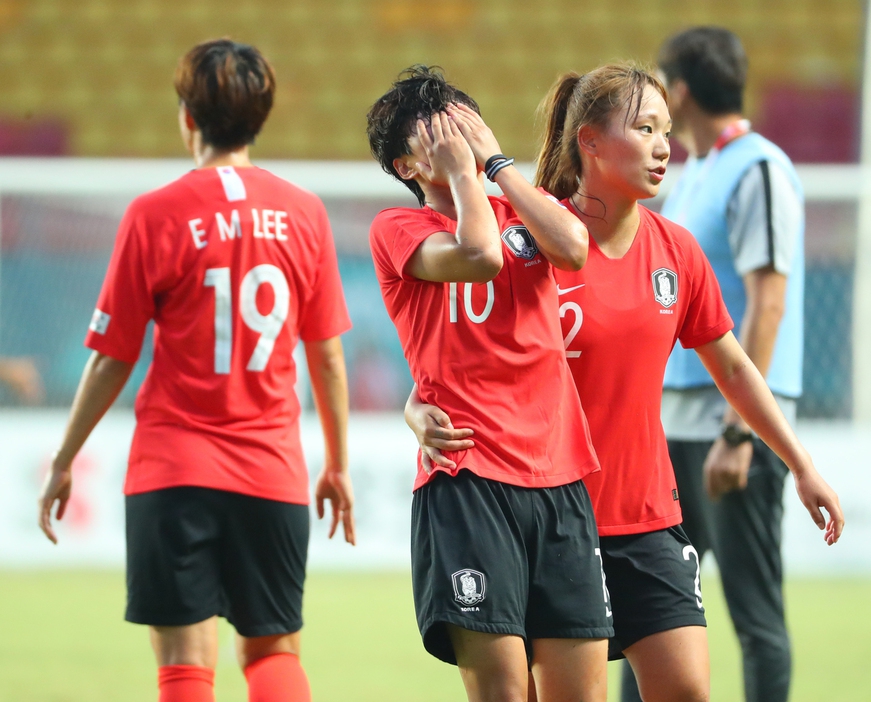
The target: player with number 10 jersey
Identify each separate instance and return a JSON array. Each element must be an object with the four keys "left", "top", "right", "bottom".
[
  {"left": 371, "top": 197, "right": 598, "bottom": 491},
  {"left": 367, "top": 67, "right": 611, "bottom": 702}
]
